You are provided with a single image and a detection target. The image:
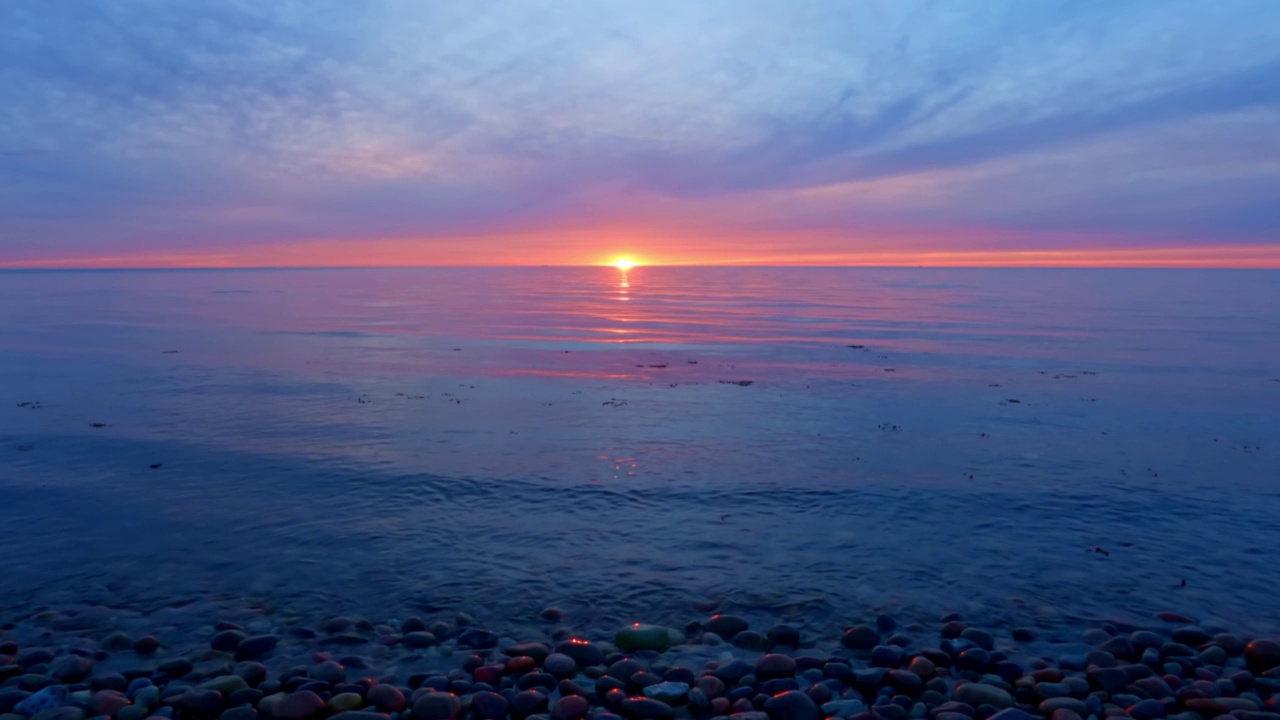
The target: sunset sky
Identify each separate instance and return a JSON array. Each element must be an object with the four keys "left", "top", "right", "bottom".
[{"left": 2, "top": 1, "right": 1278, "bottom": 268}]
